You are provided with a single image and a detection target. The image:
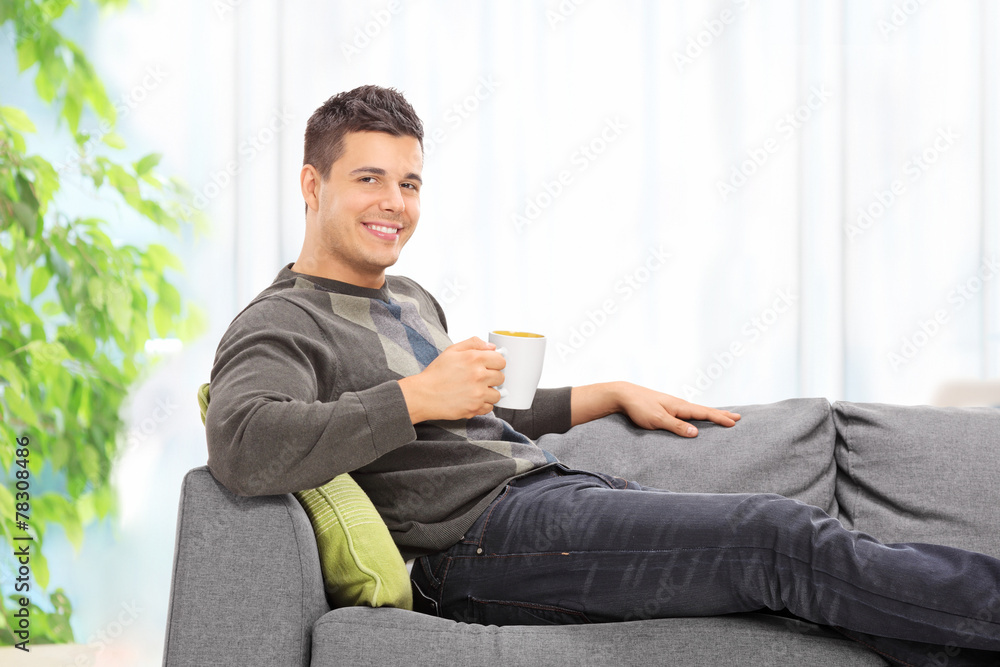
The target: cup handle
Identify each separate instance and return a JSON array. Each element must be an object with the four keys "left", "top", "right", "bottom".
[{"left": 495, "top": 346, "right": 507, "bottom": 359}]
